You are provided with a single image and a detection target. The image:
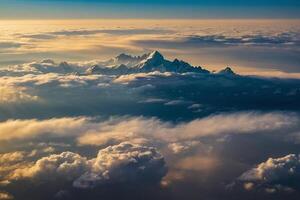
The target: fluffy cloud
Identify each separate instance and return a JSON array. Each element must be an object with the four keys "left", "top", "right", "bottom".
[
  {"left": 5, "top": 142, "right": 166, "bottom": 191},
  {"left": 9, "top": 151, "right": 88, "bottom": 182},
  {"left": 238, "top": 154, "right": 300, "bottom": 192},
  {"left": 0, "top": 148, "right": 61, "bottom": 185},
  {"left": 0, "top": 152, "right": 25, "bottom": 165},
  {"left": 0, "top": 151, "right": 29, "bottom": 187},
  {"left": 73, "top": 142, "right": 167, "bottom": 188}
]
